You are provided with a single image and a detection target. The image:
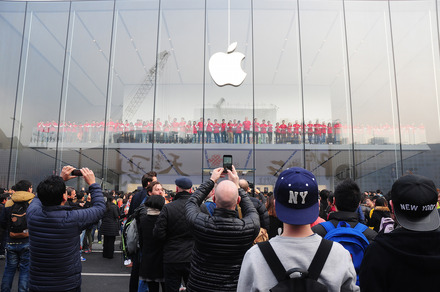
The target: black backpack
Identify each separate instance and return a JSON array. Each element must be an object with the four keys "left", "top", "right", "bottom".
[
  {"left": 9, "top": 201, "right": 30, "bottom": 239},
  {"left": 258, "top": 239, "right": 333, "bottom": 292}
]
